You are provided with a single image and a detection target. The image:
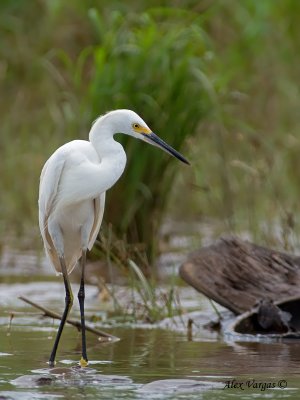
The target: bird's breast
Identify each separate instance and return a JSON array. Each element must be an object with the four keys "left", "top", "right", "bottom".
[{"left": 54, "top": 140, "right": 127, "bottom": 208}]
